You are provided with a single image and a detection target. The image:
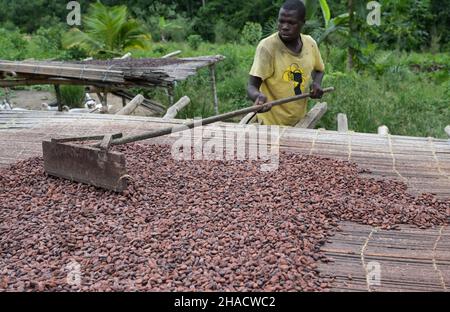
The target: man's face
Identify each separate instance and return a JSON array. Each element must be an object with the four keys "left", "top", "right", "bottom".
[{"left": 277, "top": 8, "right": 304, "bottom": 42}]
